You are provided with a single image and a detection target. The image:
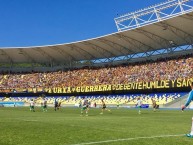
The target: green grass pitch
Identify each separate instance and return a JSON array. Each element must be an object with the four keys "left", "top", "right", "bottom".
[{"left": 0, "top": 107, "right": 193, "bottom": 145}]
